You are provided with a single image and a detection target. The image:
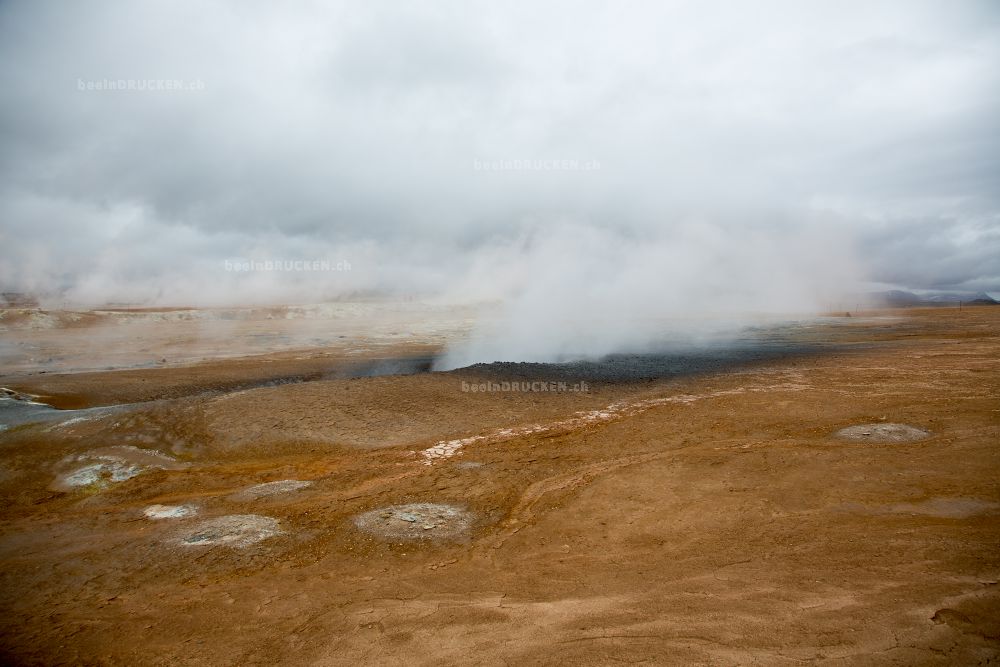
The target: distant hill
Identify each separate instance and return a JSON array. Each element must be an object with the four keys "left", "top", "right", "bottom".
[
  {"left": 871, "top": 290, "right": 998, "bottom": 307},
  {"left": 967, "top": 294, "right": 1000, "bottom": 305}
]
